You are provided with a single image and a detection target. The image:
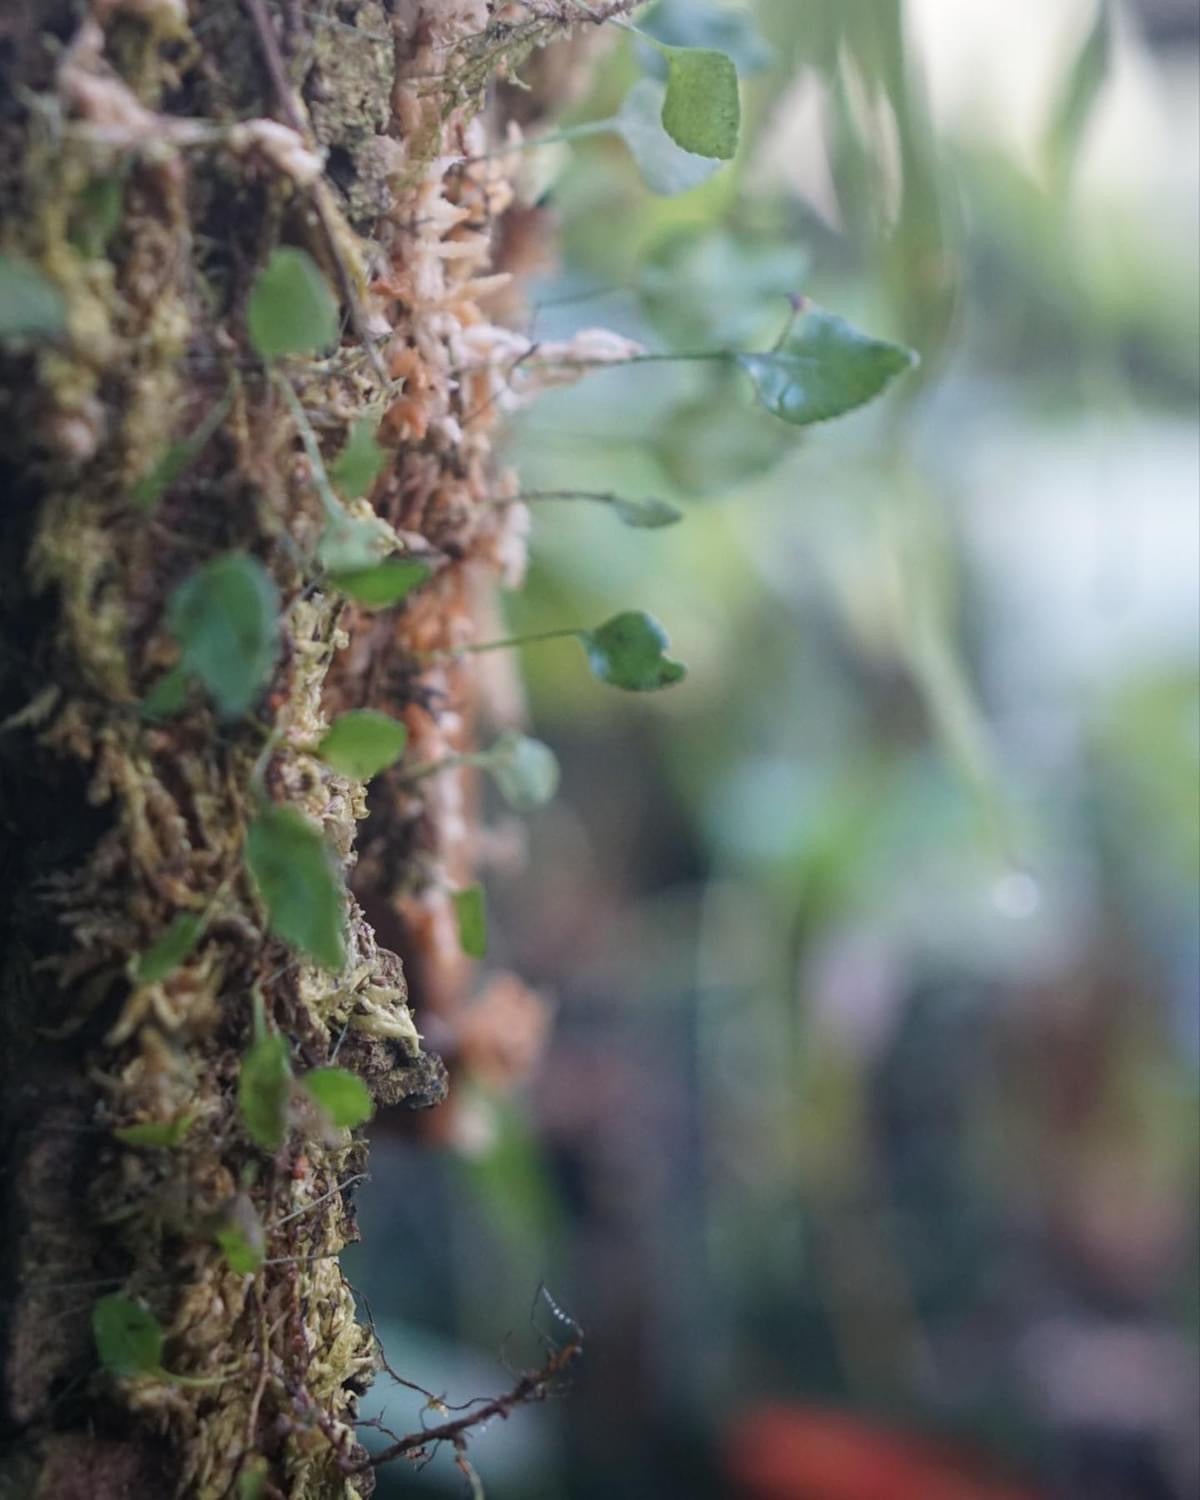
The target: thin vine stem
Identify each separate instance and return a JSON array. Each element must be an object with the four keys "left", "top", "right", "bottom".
[{"left": 274, "top": 375, "right": 345, "bottom": 526}]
